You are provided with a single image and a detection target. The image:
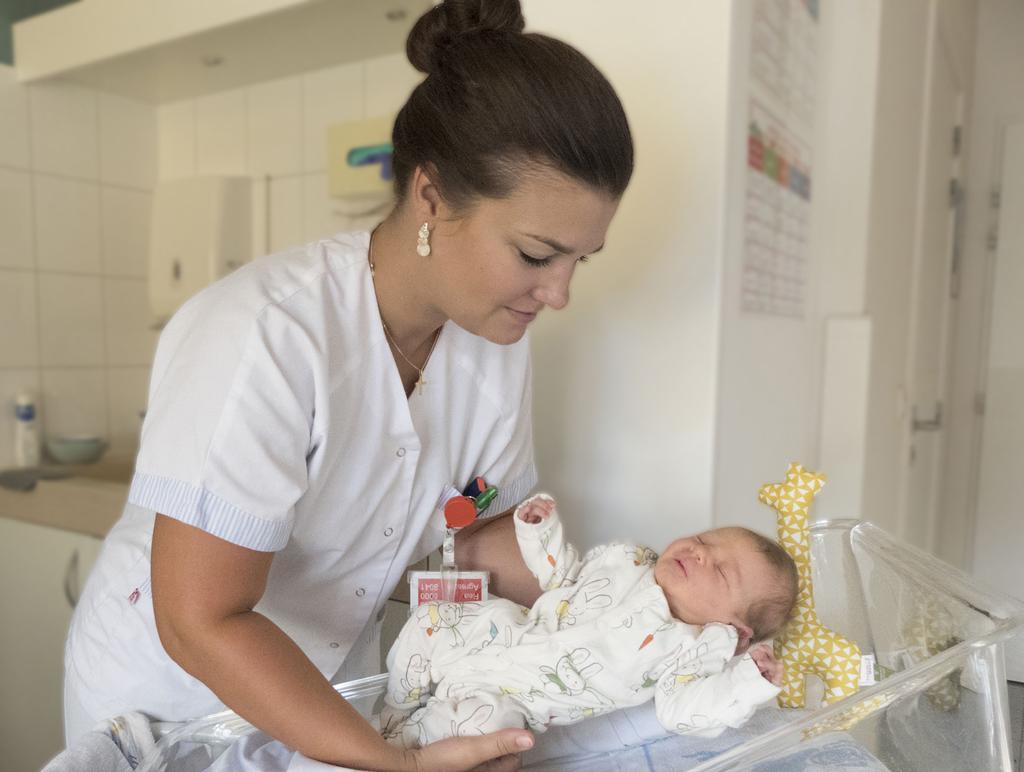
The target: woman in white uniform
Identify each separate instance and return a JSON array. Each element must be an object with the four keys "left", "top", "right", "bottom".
[{"left": 63, "top": 1, "right": 632, "bottom": 769}]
